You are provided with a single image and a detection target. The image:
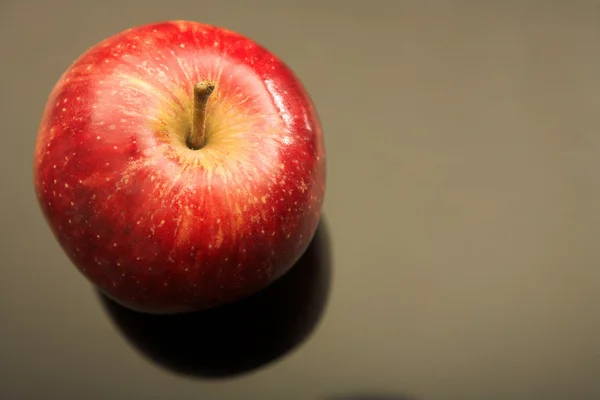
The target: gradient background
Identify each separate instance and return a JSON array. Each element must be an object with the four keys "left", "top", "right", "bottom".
[{"left": 1, "top": 1, "right": 600, "bottom": 399}]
